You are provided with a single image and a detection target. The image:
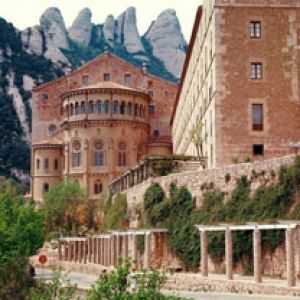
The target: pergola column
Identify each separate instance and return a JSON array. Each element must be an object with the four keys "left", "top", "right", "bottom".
[
  {"left": 116, "top": 234, "right": 120, "bottom": 263},
  {"left": 63, "top": 241, "right": 68, "bottom": 261},
  {"left": 93, "top": 238, "right": 97, "bottom": 264},
  {"left": 83, "top": 240, "right": 87, "bottom": 264},
  {"left": 97, "top": 238, "right": 101, "bottom": 264},
  {"left": 132, "top": 234, "right": 138, "bottom": 268},
  {"left": 286, "top": 228, "right": 296, "bottom": 287},
  {"left": 79, "top": 241, "right": 83, "bottom": 263},
  {"left": 101, "top": 238, "right": 105, "bottom": 265},
  {"left": 200, "top": 230, "right": 208, "bottom": 277},
  {"left": 144, "top": 233, "right": 151, "bottom": 269},
  {"left": 225, "top": 228, "right": 233, "bottom": 280},
  {"left": 88, "top": 237, "right": 92, "bottom": 263},
  {"left": 253, "top": 229, "right": 262, "bottom": 283},
  {"left": 111, "top": 235, "right": 116, "bottom": 266},
  {"left": 68, "top": 241, "right": 72, "bottom": 261},
  {"left": 58, "top": 240, "right": 62, "bottom": 260}
]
